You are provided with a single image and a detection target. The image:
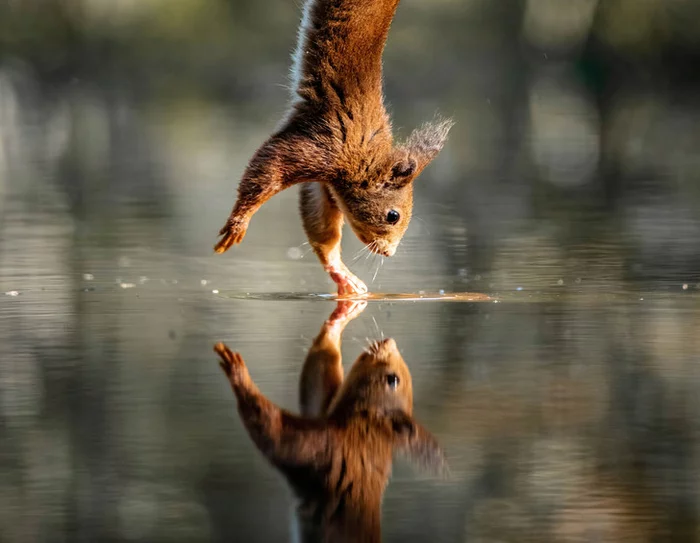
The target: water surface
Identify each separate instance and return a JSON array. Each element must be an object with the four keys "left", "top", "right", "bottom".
[{"left": 2, "top": 3, "right": 700, "bottom": 539}]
